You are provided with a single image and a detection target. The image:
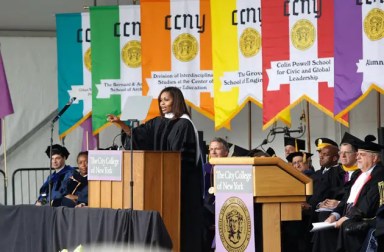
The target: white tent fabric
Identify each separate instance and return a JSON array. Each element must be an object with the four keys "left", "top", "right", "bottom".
[{"left": 0, "top": 35, "right": 382, "bottom": 204}]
